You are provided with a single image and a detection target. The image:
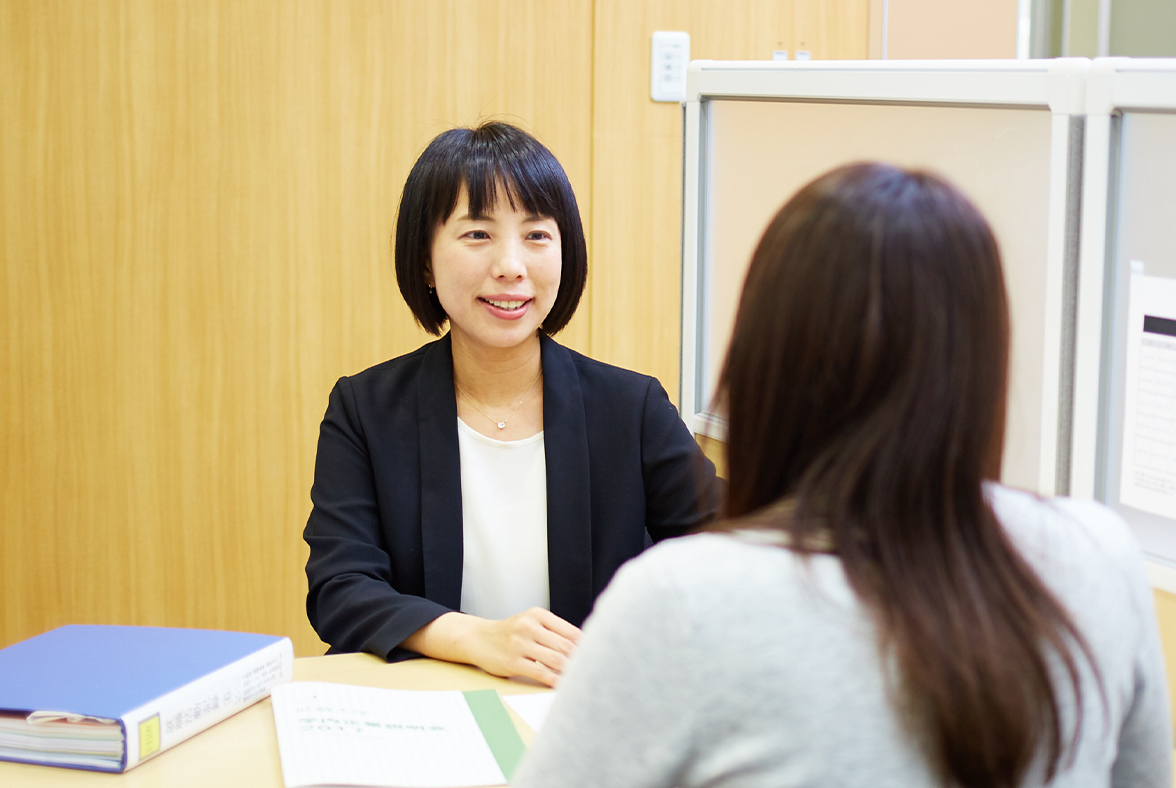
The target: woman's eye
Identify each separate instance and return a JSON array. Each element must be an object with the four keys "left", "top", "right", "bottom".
[
  {"left": 527, "top": 231, "right": 552, "bottom": 241},
  {"left": 464, "top": 230, "right": 490, "bottom": 240}
]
